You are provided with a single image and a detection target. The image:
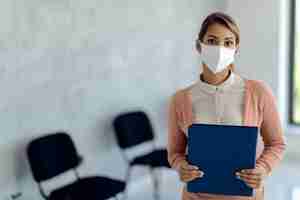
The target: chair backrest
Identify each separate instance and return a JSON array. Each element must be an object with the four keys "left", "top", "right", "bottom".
[
  {"left": 27, "top": 132, "right": 82, "bottom": 182},
  {"left": 113, "top": 111, "right": 155, "bottom": 149}
]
